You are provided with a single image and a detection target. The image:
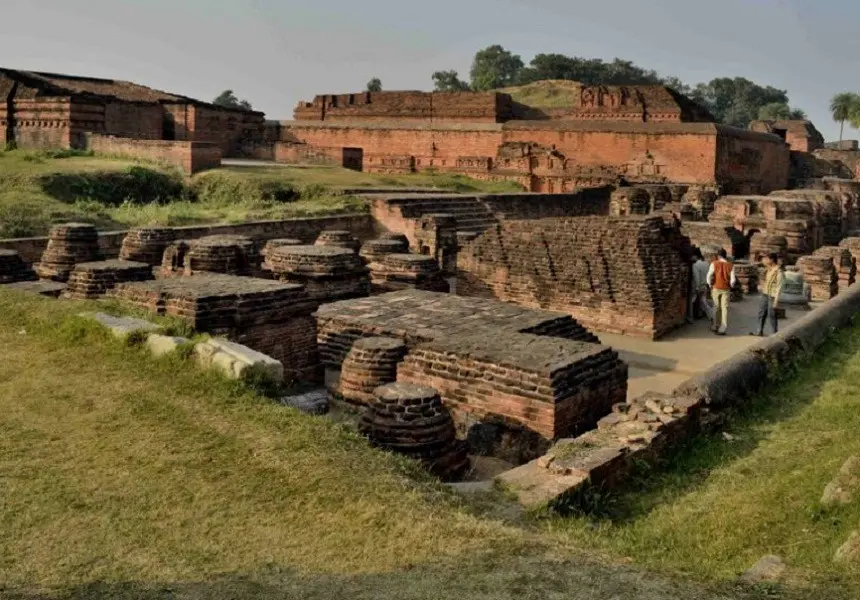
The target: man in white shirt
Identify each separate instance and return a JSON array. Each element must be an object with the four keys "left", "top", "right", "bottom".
[{"left": 706, "top": 248, "right": 738, "bottom": 335}]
